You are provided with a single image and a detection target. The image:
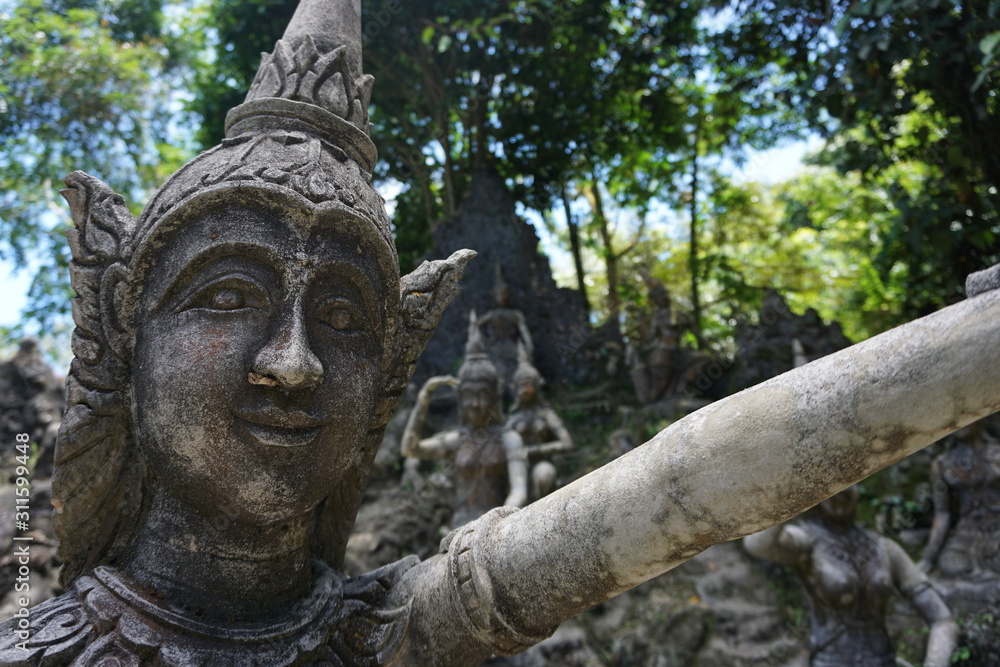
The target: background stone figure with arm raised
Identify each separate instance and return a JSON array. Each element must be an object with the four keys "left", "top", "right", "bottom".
[{"left": 401, "top": 312, "right": 529, "bottom": 529}]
